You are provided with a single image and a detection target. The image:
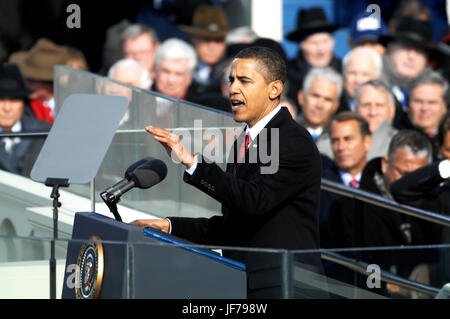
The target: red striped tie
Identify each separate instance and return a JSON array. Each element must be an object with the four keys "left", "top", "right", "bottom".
[
  {"left": 350, "top": 178, "right": 358, "bottom": 188},
  {"left": 237, "top": 134, "right": 250, "bottom": 167}
]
